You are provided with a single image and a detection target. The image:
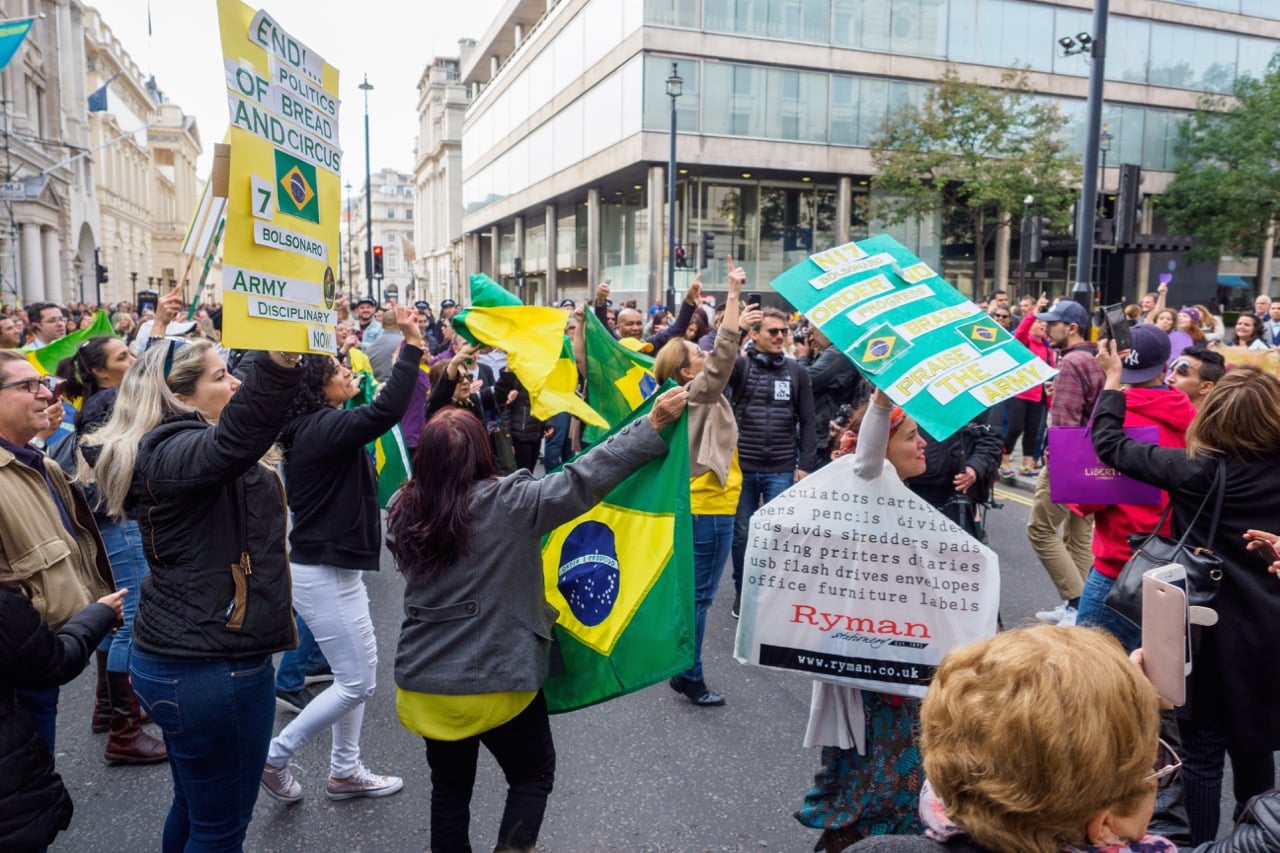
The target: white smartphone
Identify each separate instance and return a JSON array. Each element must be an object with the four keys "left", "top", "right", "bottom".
[{"left": 1142, "top": 563, "right": 1191, "bottom": 706}]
